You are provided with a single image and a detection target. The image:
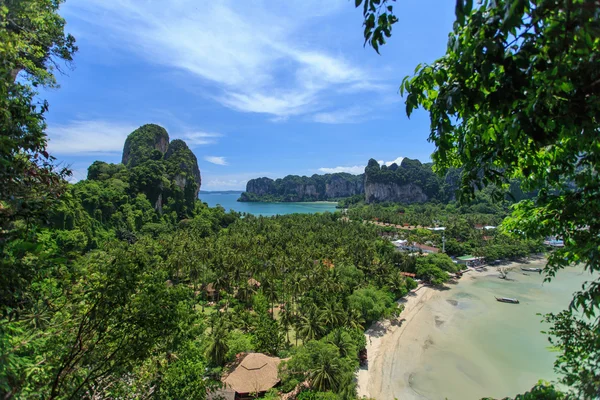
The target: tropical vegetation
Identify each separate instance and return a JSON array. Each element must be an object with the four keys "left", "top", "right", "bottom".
[{"left": 2, "top": 0, "right": 598, "bottom": 399}]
